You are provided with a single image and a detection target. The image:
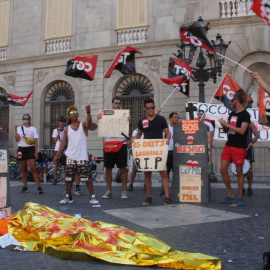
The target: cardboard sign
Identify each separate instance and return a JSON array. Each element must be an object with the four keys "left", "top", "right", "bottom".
[
  {"left": 179, "top": 166, "right": 201, "bottom": 202},
  {"left": 98, "top": 109, "right": 129, "bottom": 137},
  {"left": 0, "top": 150, "right": 7, "bottom": 173},
  {"left": 132, "top": 139, "right": 168, "bottom": 171}
]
